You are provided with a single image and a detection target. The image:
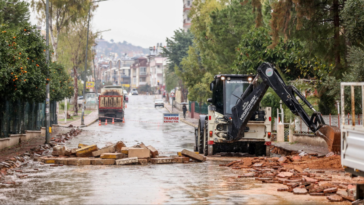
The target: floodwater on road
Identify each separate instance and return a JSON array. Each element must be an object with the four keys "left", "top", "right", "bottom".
[{"left": 0, "top": 95, "right": 332, "bottom": 204}]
